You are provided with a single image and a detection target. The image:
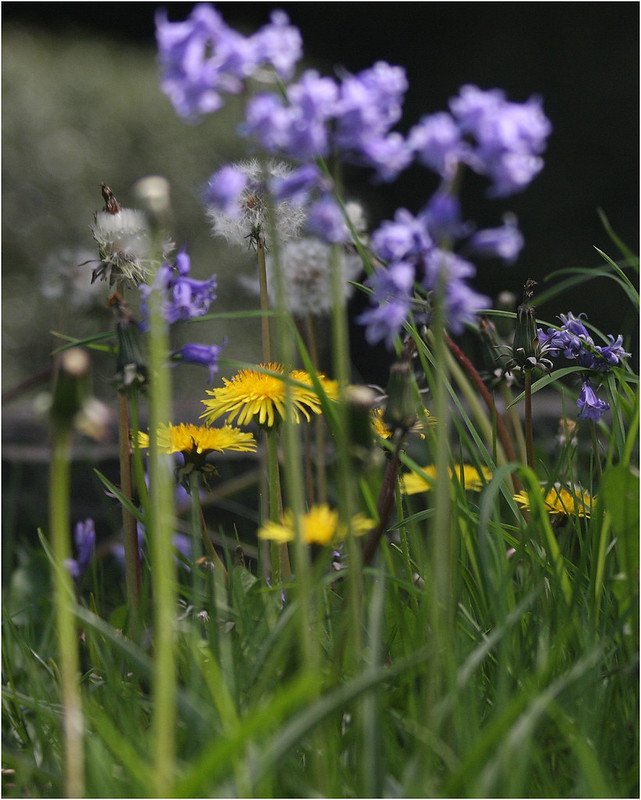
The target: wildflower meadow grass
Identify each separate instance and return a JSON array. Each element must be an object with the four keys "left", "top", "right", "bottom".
[{"left": 2, "top": 6, "right": 639, "bottom": 798}]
